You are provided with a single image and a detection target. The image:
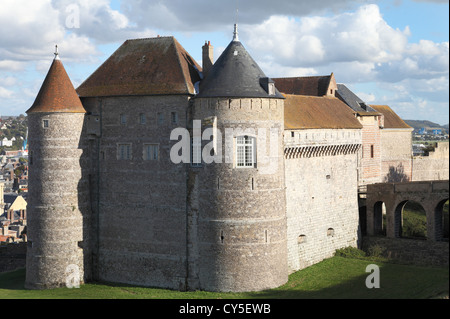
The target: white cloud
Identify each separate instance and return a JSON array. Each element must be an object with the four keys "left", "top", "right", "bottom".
[
  {"left": 0, "top": 77, "right": 17, "bottom": 87},
  {"left": 120, "top": 0, "right": 366, "bottom": 31},
  {"left": 244, "top": 4, "right": 411, "bottom": 69},
  {"left": 0, "top": 87, "right": 14, "bottom": 99},
  {"left": 0, "top": 0, "right": 99, "bottom": 62},
  {"left": 50, "top": 0, "right": 157, "bottom": 43},
  {"left": 356, "top": 92, "right": 376, "bottom": 103}
]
